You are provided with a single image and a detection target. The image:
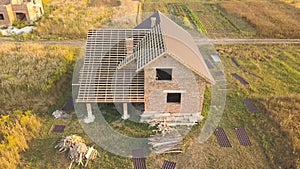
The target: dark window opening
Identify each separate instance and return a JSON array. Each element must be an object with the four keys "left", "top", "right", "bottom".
[
  {"left": 0, "top": 14, "right": 4, "bottom": 20},
  {"left": 167, "top": 93, "right": 181, "bottom": 103},
  {"left": 156, "top": 68, "right": 172, "bottom": 80},
  {"left": 16, "top": 13, "right": 26, "bottom": 21}
]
